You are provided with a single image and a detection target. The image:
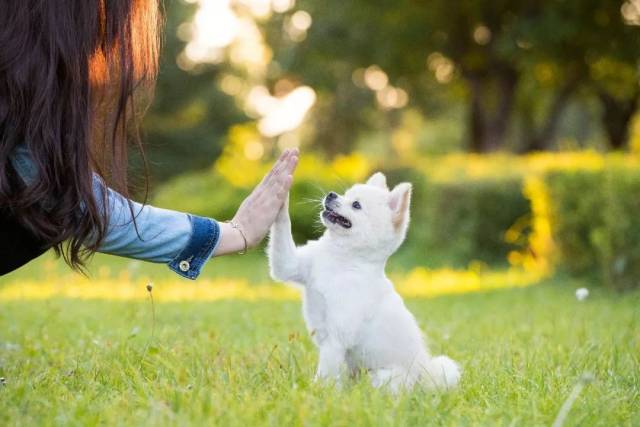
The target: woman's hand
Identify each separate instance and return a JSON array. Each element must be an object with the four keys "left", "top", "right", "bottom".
[{"left": 215, "top": 149, "right": 299, "bottom": 255}]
